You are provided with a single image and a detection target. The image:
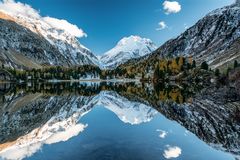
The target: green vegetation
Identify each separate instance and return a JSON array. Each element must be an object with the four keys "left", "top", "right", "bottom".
[
  {"left": 6, "top": 65, "right": 101, "bottom": 81},
  {"left": 2, "top": 56, "right": 239, "bottom": 84}
]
